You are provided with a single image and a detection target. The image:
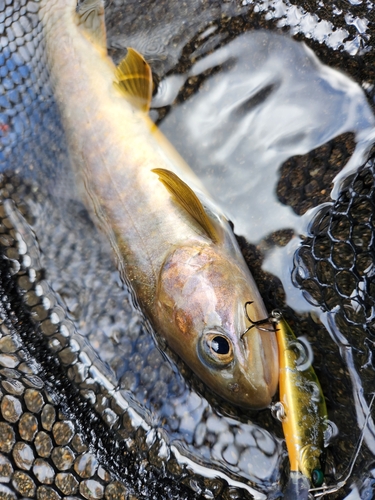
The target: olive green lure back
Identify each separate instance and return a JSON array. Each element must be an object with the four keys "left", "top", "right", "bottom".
[{"left": 273, "top": 311, "right": 327, "bottom": 485}]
